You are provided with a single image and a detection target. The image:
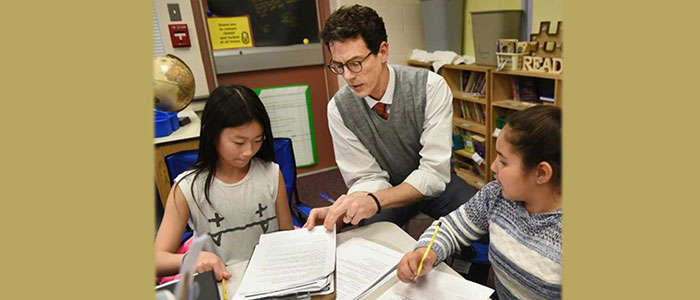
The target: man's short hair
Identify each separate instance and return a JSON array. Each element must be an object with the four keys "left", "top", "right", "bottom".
[{"left": 321, "top": 5, "right": 388, "bottom": 54}]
